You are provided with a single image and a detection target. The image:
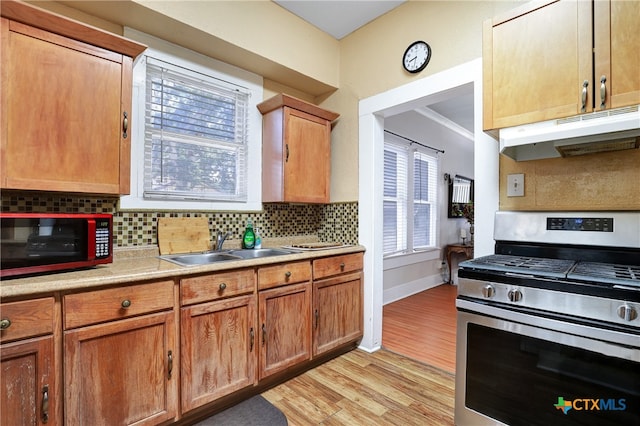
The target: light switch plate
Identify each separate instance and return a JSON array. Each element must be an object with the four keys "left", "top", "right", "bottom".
[{"left": 507, "top": 173, "right": 525, "bottom": 197}]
